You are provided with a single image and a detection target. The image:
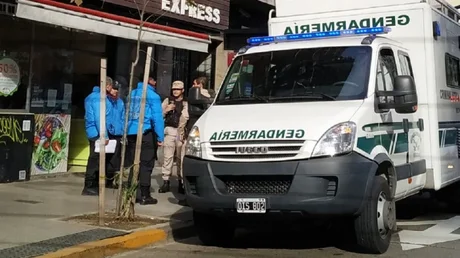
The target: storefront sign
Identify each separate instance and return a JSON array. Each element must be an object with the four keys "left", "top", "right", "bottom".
[
  {"left": 161, "top": 0, "right": 221, "bottom": 24},
  {"left": 0, "top": 57, "right": 20, "bottom": 96},
  {"left": 103, "top": 0, "right": 229, "bottom": 30}
]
